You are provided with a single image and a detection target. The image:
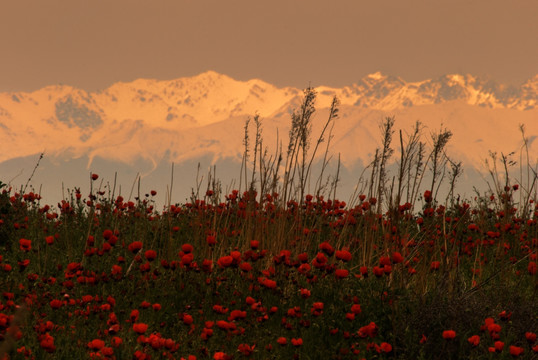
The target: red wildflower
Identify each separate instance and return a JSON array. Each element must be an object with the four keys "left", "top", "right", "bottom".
[
  {"left": 277, "top": 337, "right": 287, "bottom": 345},
  {"left": 468, "top": 335, "right": 480, "bottom": 347},
  {"left": 291, "top": 338, "right": 303, "bottom": 346},
  {"left": 228, "top": 310, "right": 246, "bottom": 321},
  {"left": 392, "top": 251, "right": 404, "bottom": 264},
  {"left": 102, "top": 229, "right": 113, "bottom": 240},
  {"left": 87, "top": 339, "right": 105, "bottom": 351},
  {"left": 144, "top": 250, "right": 157, "bottom": 261},
  {"left": 237, "top": 343, "right": 255, "bottom": 356},
  {"left": 357, "top": 322, "right": 378, "bottom": 338},
  {"left": 239, "top": 262, "right": 252, "bottom": 272},
  {"left": 335, "top": 269, "right": 349, "bottom": 279},
  {"left": 300, "top": 288, "right": 311, "bottom": 298},
  {"left": 509, "top": 345, "right": 524, "bottom": 357},
  {"left": 183, "top": 314, "right": 194, "bottom": 325},
  {"left": 424, "top": 190, "right": 432, "bottom": 202},
  {"left": 335, "top": 249, "right": 352, "bottom": 262},
  {"left": 111, "top": 336, "right": 123, "bottom": 347},
  {"left": 206, "top": 235, "right": 216, "bottom": 246},
  {"left": 319, "top": 242, "right": 334, "bottom": 256},
  {"left": 19, "top": 238, "right": 32, "bottom": 252},
  {"left": 380, "top": 342, "right": 392, "bottom": 353},
  {"left": 350, "top": 304, "right": 362, "bottom": 314},
  {"left": 133, "top": 323, "right": 148, "bottom": 334},
  {"left": 181, "top": 243, "right": 194, "bottom": 253},
  {"left": 50, "top": 299, "right": 62, "bottom": 310},
  {"left": 39, "top": 333, "right": 55, "bottom": 353},
  {"left": 373, "top": 266, "right": 384, "bottom": 277},
  {"left": 133, "top": 350, "right": 151, "bottom": 360},
  {"left": 218, "top": 256, "right": 233, "bottom": 268},
  {"left": 261, "top": 278, "right": 277, "bottom": 289},
  {"left": 128, "top": 241, "right": 143, "bottom": 254},
  {"left": 526, "top": 332, "right": 537, "bottom": 343},
  {"left": 494, "top": 341, "right": 504, "bottom": 352},
  {"left": 442, "top": 330, "right": 456, "bottom": 339},
  {"left": 111, "top": 265, "right": 122, "bottom": 276},
  {"left": 213, "top": 352, "right": 229, "bottom": 360},
  {"left": 91, "top": 173, "right": 99, "bottom": 180},
  {"left": 181, "top": 253, "right": 194, "bottom": 266},
  {"left": 45, "top": 235, "right": 54, "bottom": 245},
  {"left": 297, "top": 252, "right": 309, "bottom": 263},
  {"left": 379, "top": 256, "right": 391, "bottom": 266}
]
